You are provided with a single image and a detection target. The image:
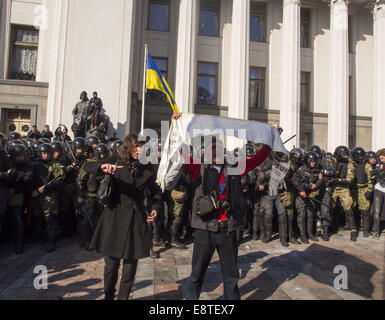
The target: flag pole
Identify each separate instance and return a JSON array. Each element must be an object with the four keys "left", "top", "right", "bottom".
[{"left": 141, "top": 44, "right": 148, "bottom": 134}]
